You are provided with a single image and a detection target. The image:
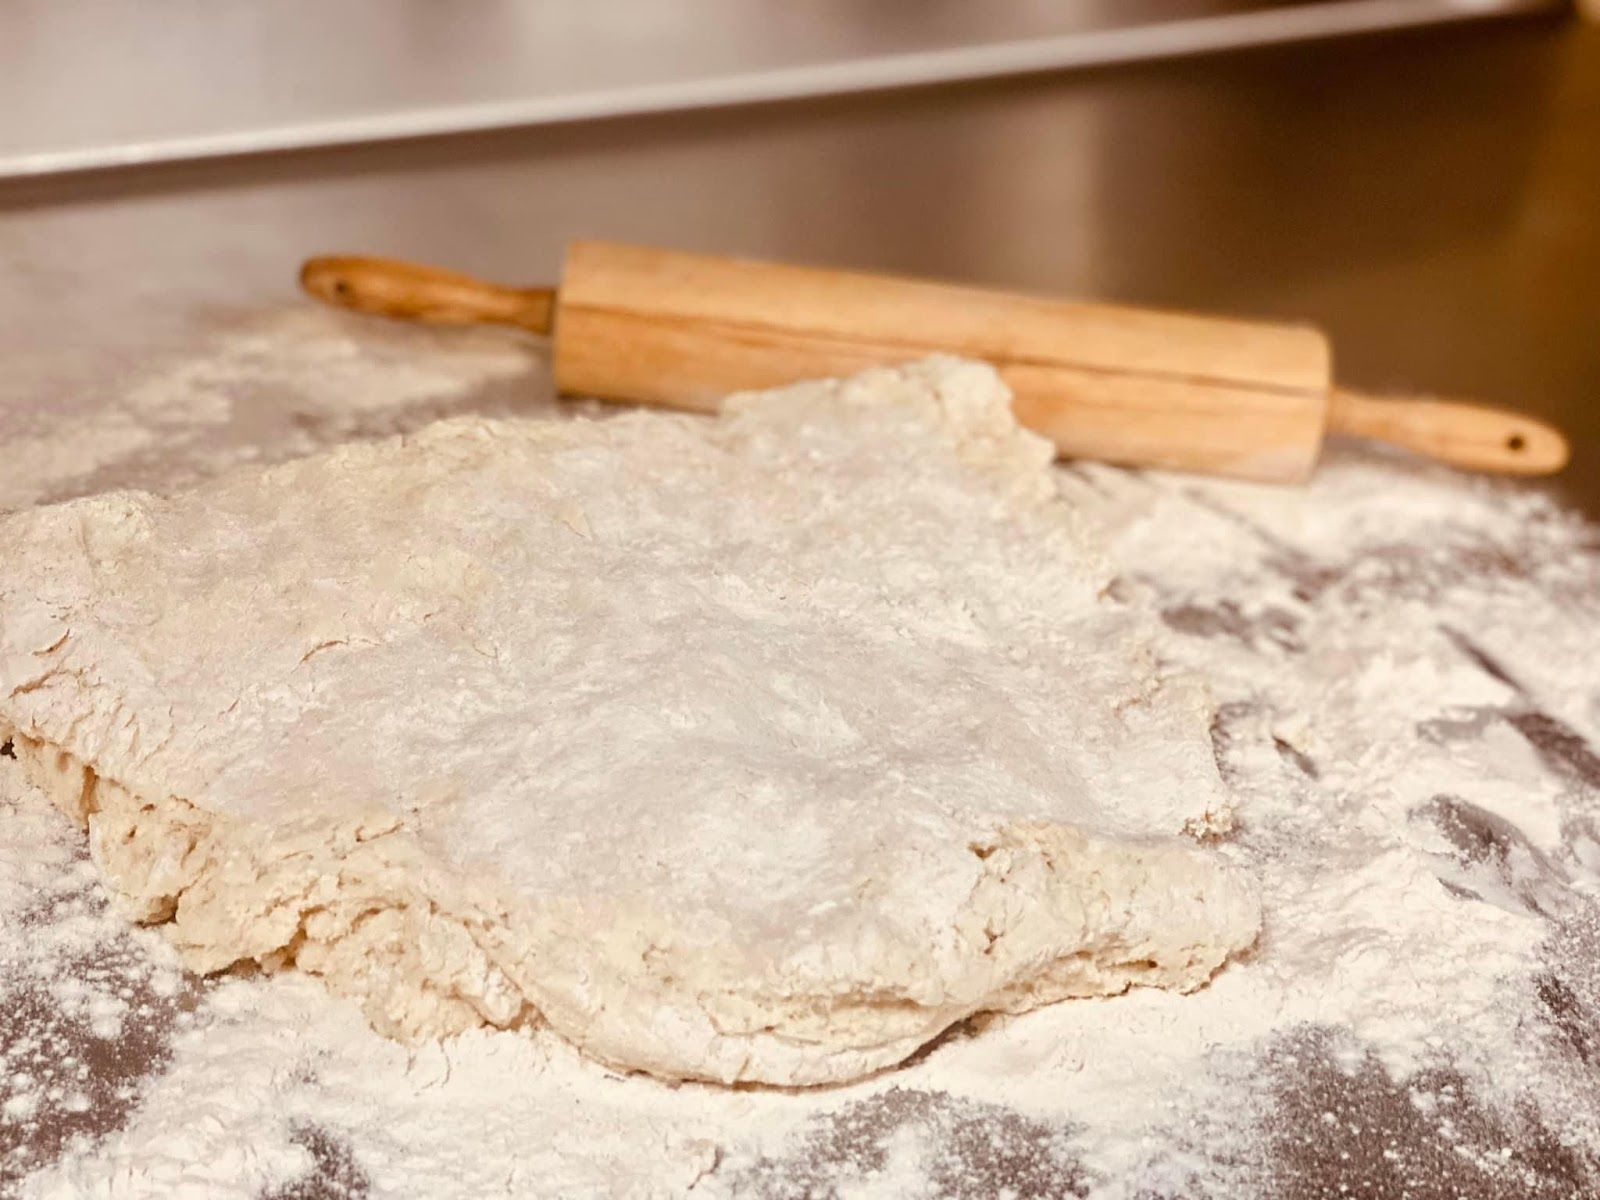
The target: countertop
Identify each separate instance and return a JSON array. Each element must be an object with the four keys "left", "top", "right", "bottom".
[
  {"left": 1, "top": 12, "right": 1597, "bottom": 1198},
  {"left": 1, "top": 13, "right": 1594, "bottom": 515}
]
